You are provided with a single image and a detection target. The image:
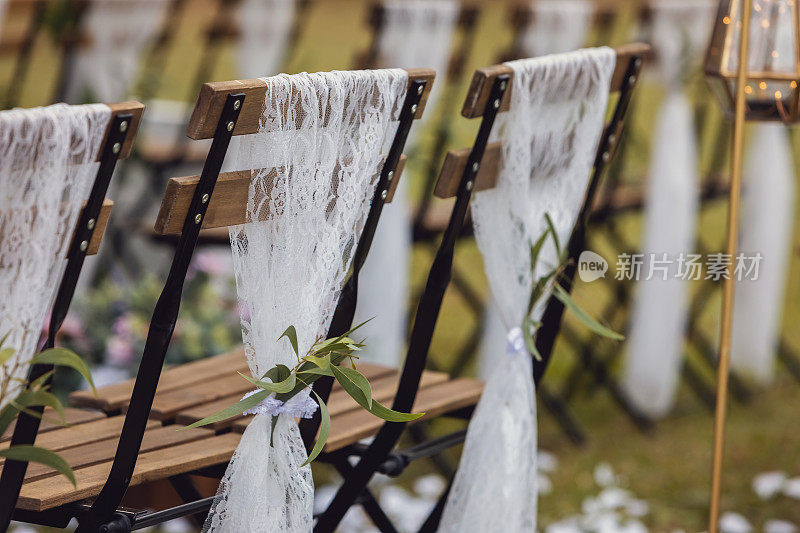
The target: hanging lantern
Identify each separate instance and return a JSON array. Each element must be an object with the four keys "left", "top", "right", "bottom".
[{"left": 705, "top": 0, "right": 800, "bottom": 122}]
